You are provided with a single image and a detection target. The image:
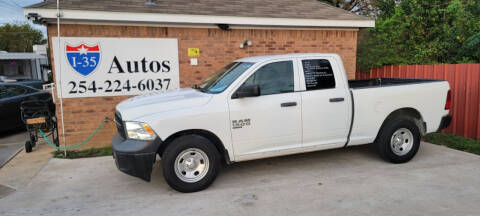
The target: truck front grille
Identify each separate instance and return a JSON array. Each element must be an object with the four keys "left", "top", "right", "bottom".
[{"left": 114, "top": 111, "right": 126, "bottom": 139}]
